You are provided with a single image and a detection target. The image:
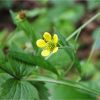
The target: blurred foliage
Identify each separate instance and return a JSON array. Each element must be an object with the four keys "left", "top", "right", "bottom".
[
  {"left": 92, "top": 28, "right": 100, "bottom": 49},
  {"left": 0, "top": 0, "right": 13, "bottom": 9},
  {"left": 46, "top": 83, "right": 96, "bottom": 100},
  {"left": 0, "top": 0, "right": 100, "bottom": 100}
]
